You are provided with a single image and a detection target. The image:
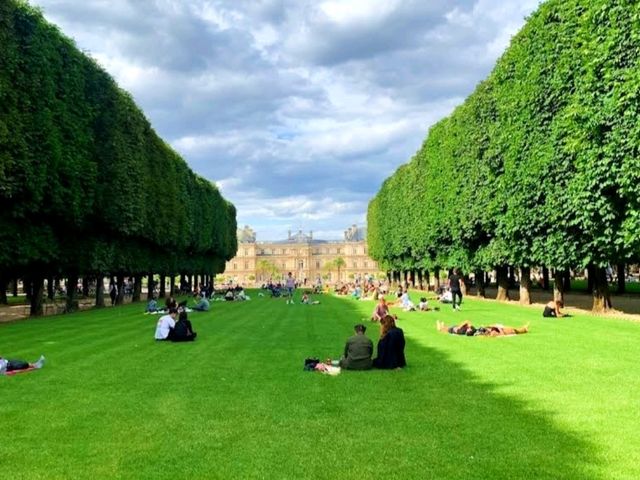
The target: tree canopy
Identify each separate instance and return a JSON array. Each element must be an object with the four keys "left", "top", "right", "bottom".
[
  {"left": 367, "top": 0, "right": 640, "bottom": 311},
  {"left": 0, "top": 0, "right": 237, "bottom": 302}
]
